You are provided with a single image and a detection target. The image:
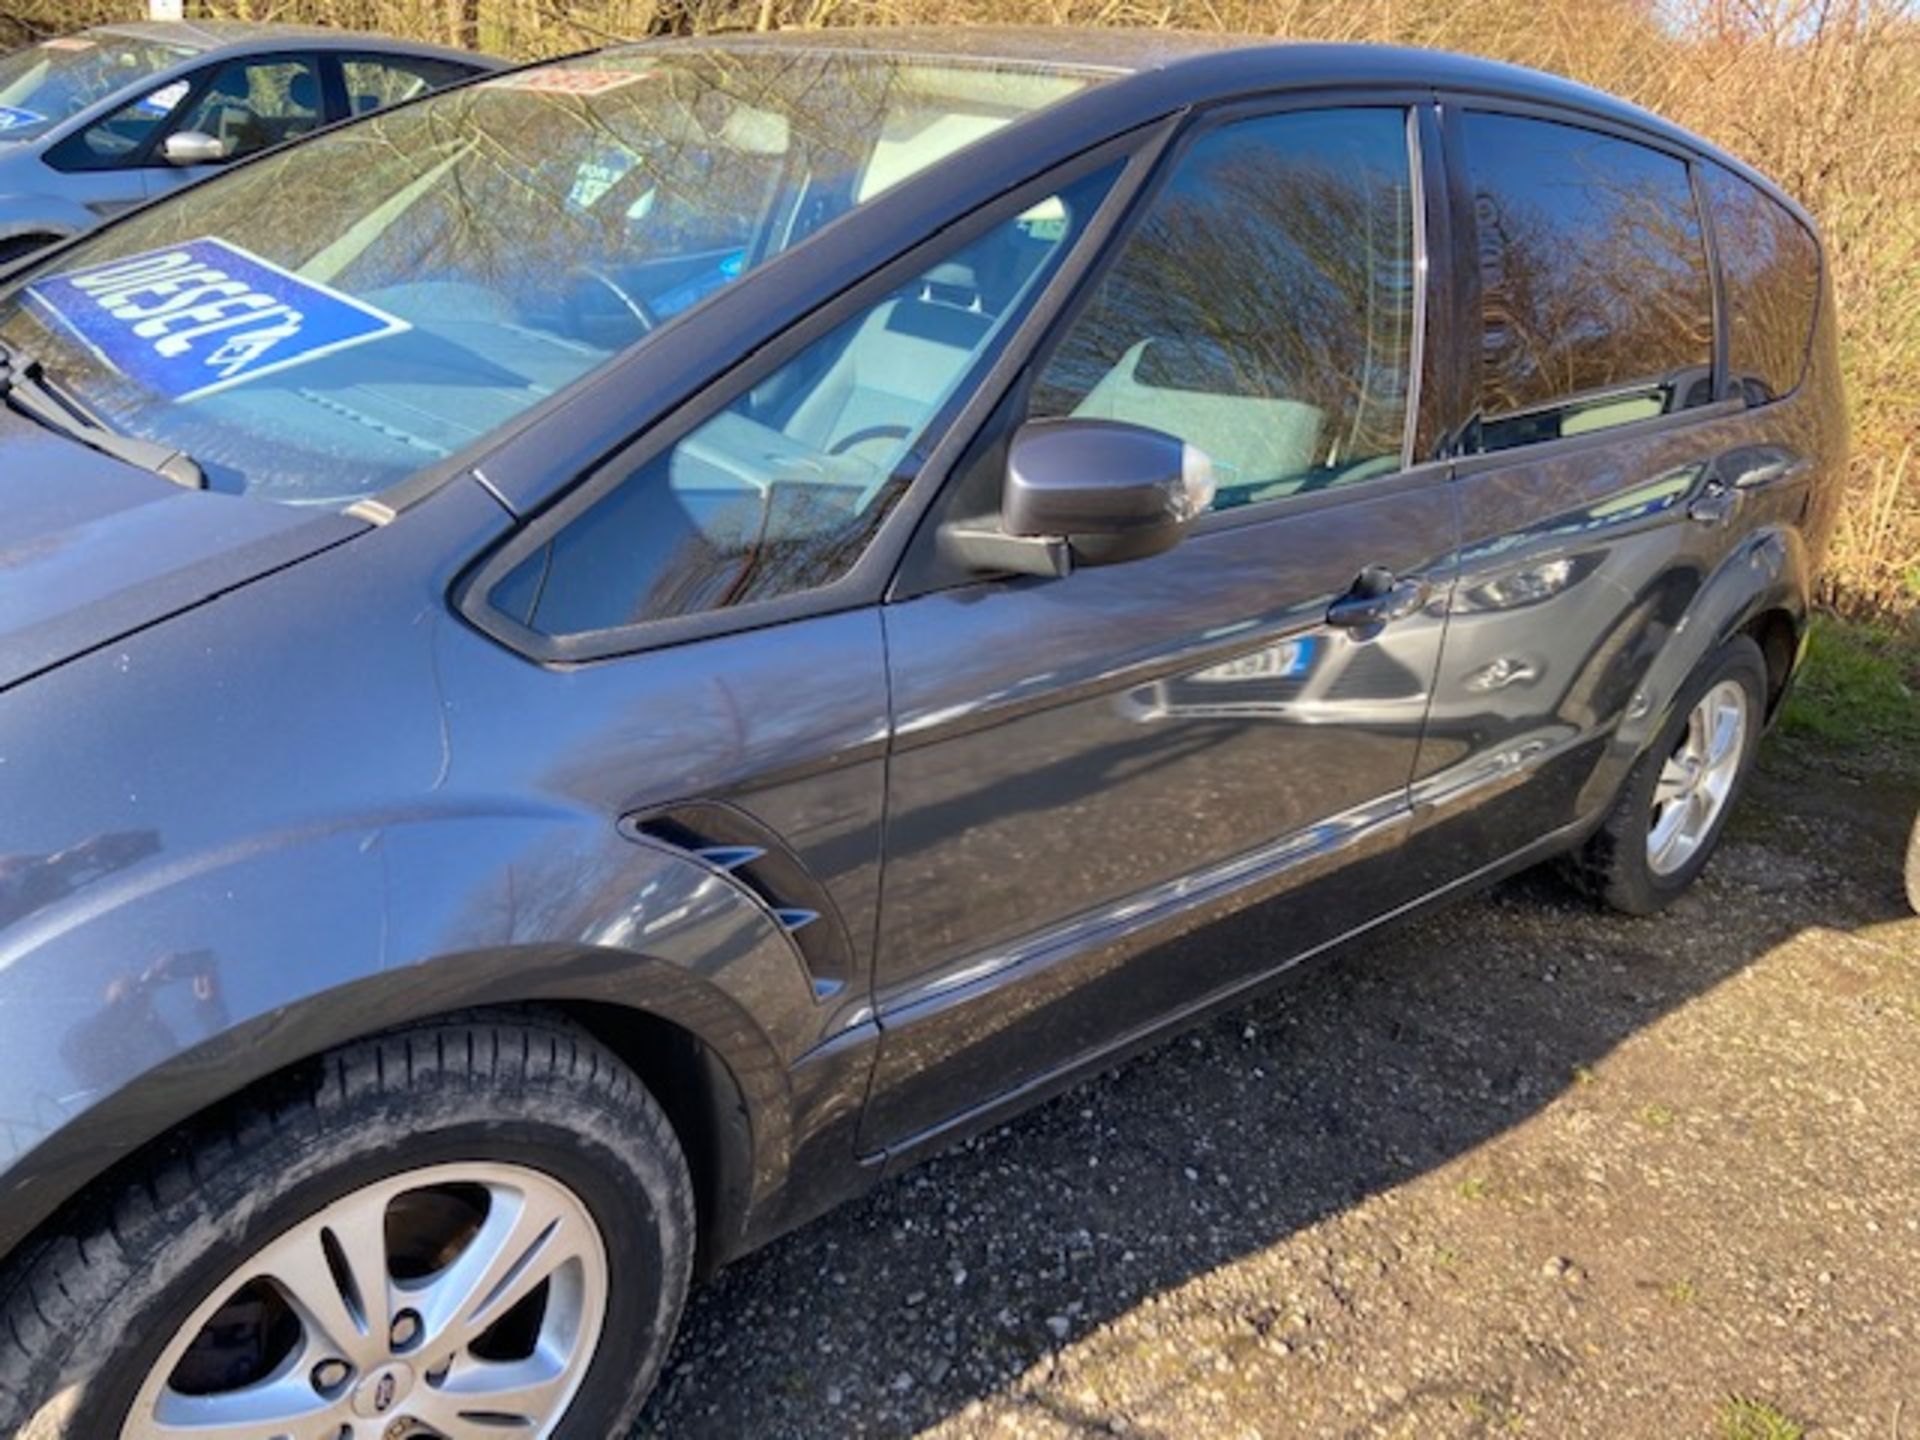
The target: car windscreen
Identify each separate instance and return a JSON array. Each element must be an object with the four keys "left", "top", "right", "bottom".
[
  {"left": 0, "top": 32, "right": 194, "bottom": 141},
  {"left": 0, "top": 48, "right": 1107, "bottom": 505}
]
